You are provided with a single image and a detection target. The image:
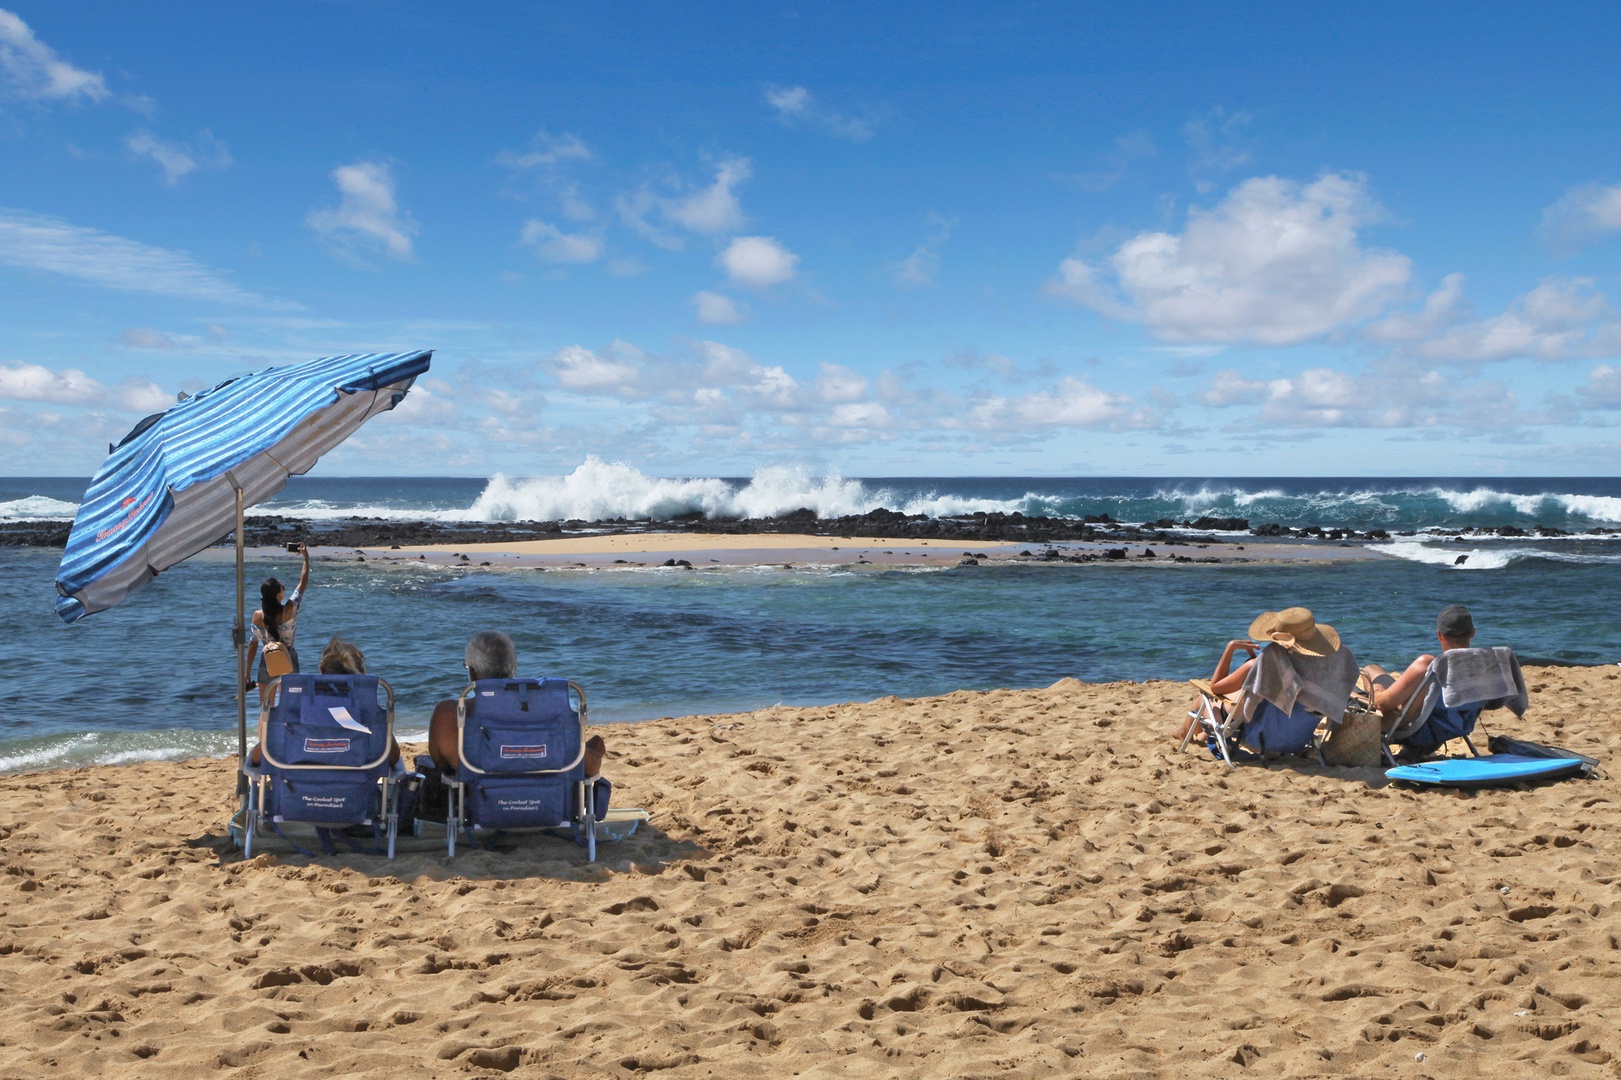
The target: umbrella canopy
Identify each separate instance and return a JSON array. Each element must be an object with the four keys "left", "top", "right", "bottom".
[{"left": 55, "top": 349, "right": 432, "bottom": 623}]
